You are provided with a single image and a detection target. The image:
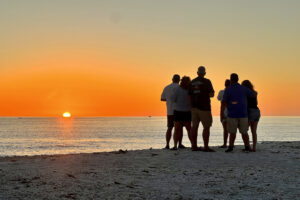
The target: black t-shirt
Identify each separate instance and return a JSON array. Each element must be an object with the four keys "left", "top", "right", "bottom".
[{"left": 188, "top": 77, "right": 214, "bottom": 111}]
